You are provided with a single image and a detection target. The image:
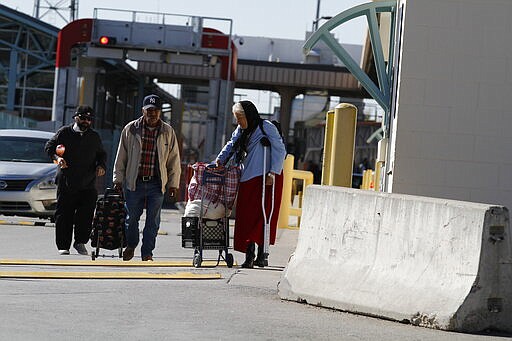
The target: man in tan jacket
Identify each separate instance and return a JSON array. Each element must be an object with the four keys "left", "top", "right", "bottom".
[{"left": 113, "top": 94, "right": 181, "bottom": 261}]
